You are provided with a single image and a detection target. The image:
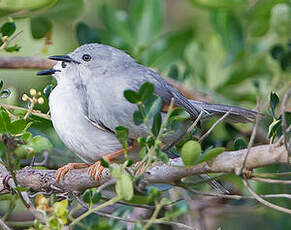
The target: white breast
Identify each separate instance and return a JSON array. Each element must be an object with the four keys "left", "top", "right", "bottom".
[{"left": 49, "top": 84, "right": 123, "bottom": 164}]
